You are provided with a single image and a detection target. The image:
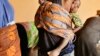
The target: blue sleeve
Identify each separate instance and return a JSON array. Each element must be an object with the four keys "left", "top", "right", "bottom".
[
  {"left": 0, "top": 1, "right": 4, "bottom": 28},
  {"left": 0, "top": 0, "right": 14, "bottom": 28}
]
